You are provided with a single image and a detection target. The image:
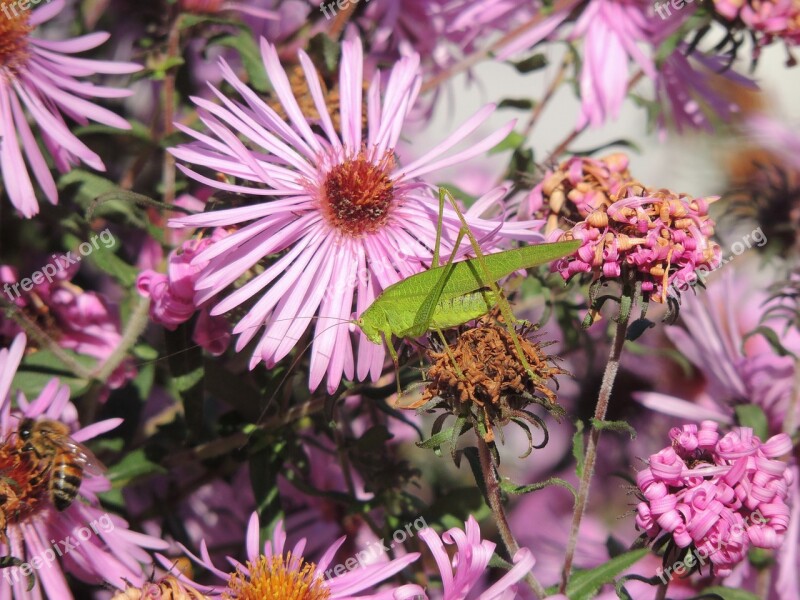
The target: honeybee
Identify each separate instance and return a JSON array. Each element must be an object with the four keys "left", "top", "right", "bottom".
[
  {"left": 18, "top": 418, "right": 106, "bottom": 511},
  {"left": 111, "top": 575, "right": 207, "bottom": 600}
]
